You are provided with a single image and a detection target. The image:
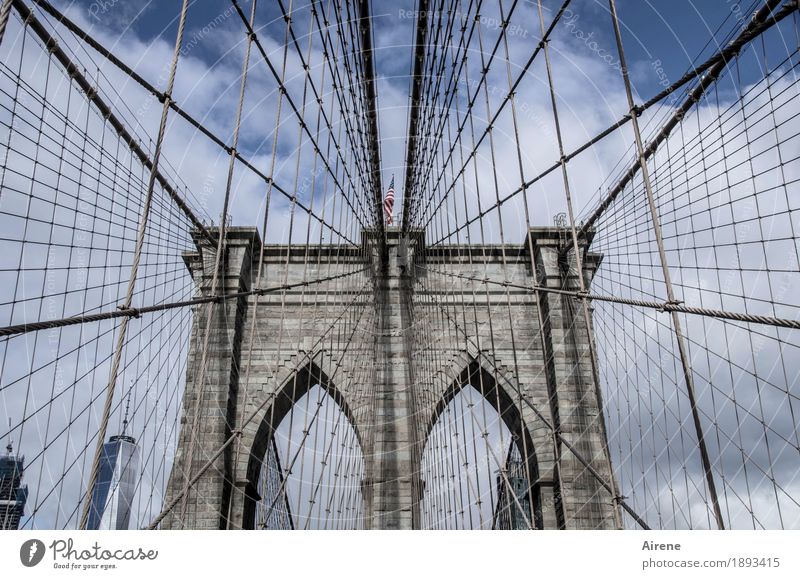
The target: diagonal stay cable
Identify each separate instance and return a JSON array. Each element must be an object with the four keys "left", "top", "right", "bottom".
[
  {"left": 10, "top": 0, "right": 214, "bottom": 244},
  {"left": 145, "top": 278, "right": 373, "bottom": 529},
  {"left": 424, "top": 0, "right": 797, "bottom": 246},
  {"left": 424, "top": 287, "right": 652, "bottom": 530},
  {"left": 22, "top": 0, "right": 360, "bottom": 246},
  {"left": 409, "top": 0, "right": 571, "bottom": 231},
  {"left": 229, "top": 0, "right": 376, "bottom": 232},
  {"left": 572, "top": 0, "right": 796, "bottom": 248},
  {"left": 415, "top": 265, "right": 800, "bottom": 330},
  {"left": 0, "top": 267, "right": 369, "bottom": 338}
]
